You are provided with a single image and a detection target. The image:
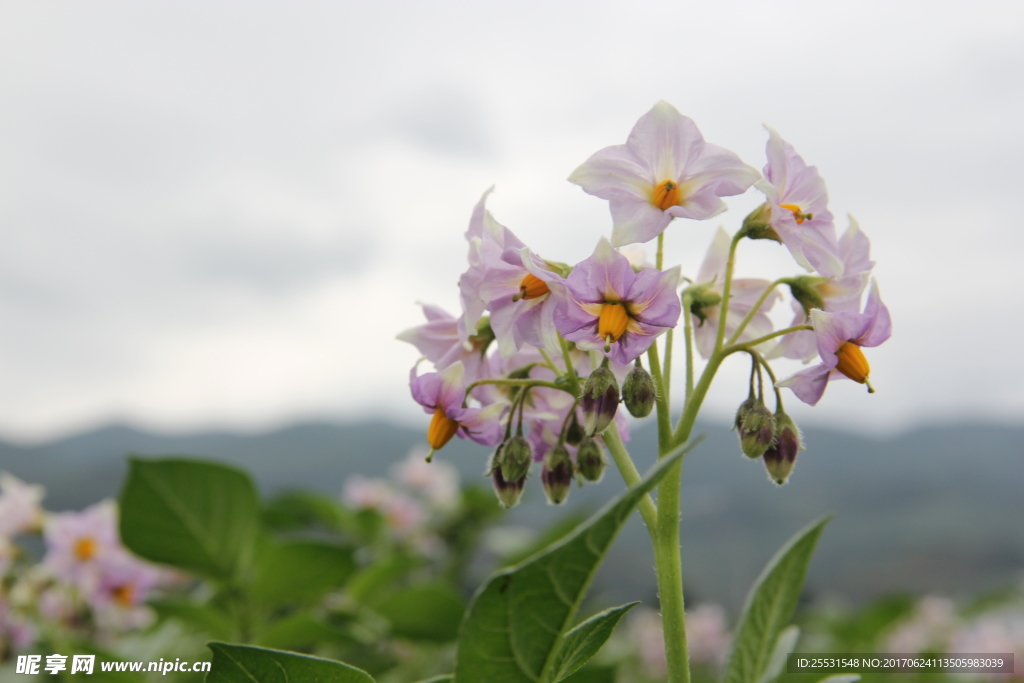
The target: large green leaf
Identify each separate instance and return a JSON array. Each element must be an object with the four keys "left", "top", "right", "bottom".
[
  {"left": 375, "top": 582, "right": 466, "bottom": 642},
  {"left": 249, "top": 538, "right": 356, "bottom": 607},
  {"left": 206, "top": 643, "right": 374, "bottom": 683},
  {"left": 453, "top": 443, "right": 692, "bottom": 683},
  {"left": 723, "top": 515, "right": 831, "bottom": 683},
  {"left": 120, "top": 458, "right": 260, "bottom": 580},
  {"left": 552, "top": 602, "right": 639, "bottom": 682}
]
